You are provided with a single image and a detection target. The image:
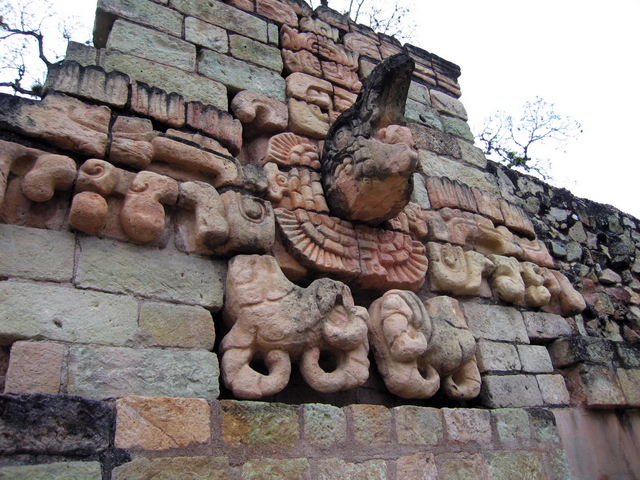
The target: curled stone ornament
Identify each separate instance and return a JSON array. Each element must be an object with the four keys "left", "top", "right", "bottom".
[{"left": 220, "top": 255, "right": 370, "bottom": 399}]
